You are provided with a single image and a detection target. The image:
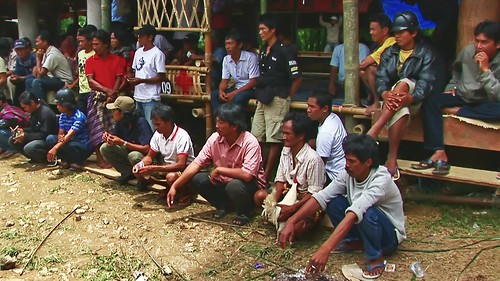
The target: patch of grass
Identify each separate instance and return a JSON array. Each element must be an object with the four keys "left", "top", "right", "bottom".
[
  {"left": 27, "top": 253, "right": 63, "bottom": 270},
  {"left": 1, "top": 228, "right": 18, "bottom": 240},
  {"left": 0, "top": 246, "right": 21, "bottom": 257},
  {"left": 48, "top": 185, "right": 65, "bottom": 194},
  {"left": 79, "top": 251, "right": 156, "bottom": 281},
  {"left": 427, "top": 205, "right": 500, "bottom": 236},
  {"left": 70, "top": 173, "right": 95, "bottom": 183}
]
